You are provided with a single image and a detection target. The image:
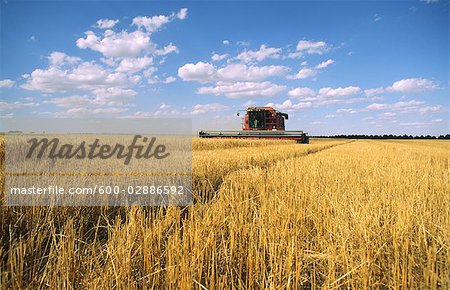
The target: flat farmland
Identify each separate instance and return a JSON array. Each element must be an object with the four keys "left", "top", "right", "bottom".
[{"left": 1, "top": 138, "right": 449, "bottom": 289}]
